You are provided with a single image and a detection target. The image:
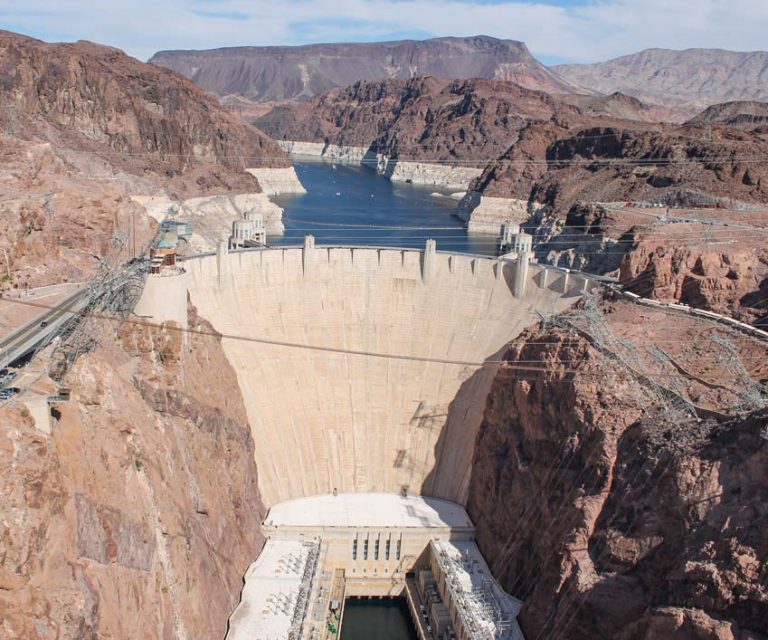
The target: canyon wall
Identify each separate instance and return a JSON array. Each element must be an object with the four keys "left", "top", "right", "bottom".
[
  {"left": 0, "top": 308, "right": 265, "bottom": 639},
  {"left": 255, "top": 77, "right": 573, "bottom": 191},
  {"left": 458, "top": 192, "right": 537, "bottom": 235},
  {"left": 0, "top": 30, "right": 297, "bottom": 287},
  {"left": 276, "top": 140, "right": 370, "bottom": 163},
  {"left": 277, "top": 139, "right": 483, "bottom": 190},
  {"left": 377, "top": 158, "right": 484, "bottom": 190},
  {"left": 244, "top": 167, "right": 306, "bottom": 196},
  {"left": 467, "top": 297, "right": 768, "bottom": 639},
  {"left": 259, "top": 76, "right": 768, "bottom": 239},
  {"left": 0, "top": 31, "right": 289, "bottom": 197}
]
